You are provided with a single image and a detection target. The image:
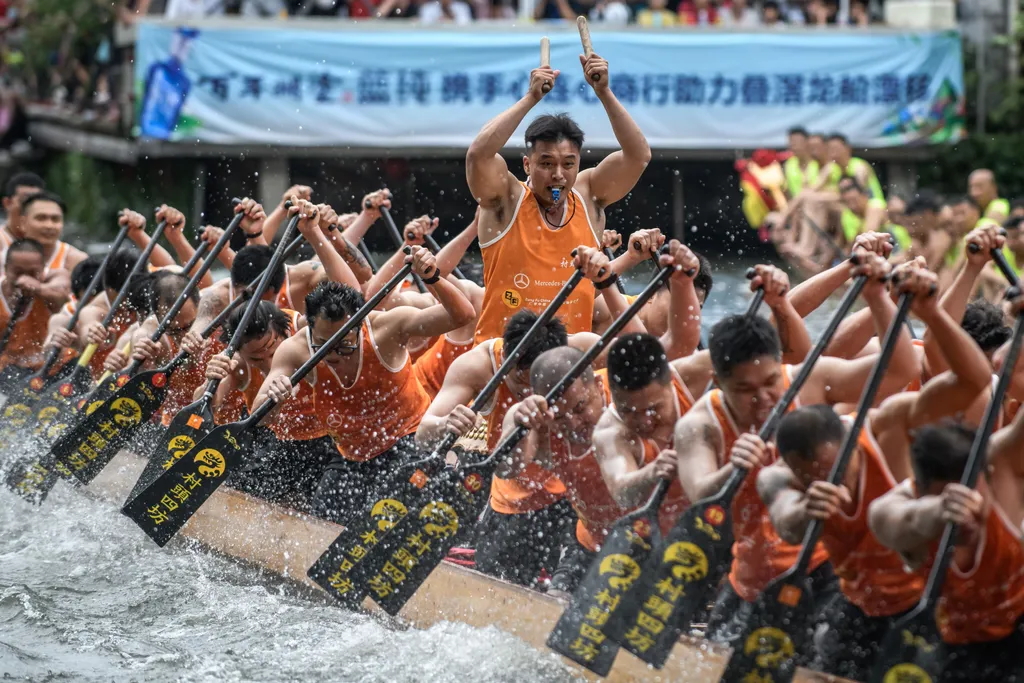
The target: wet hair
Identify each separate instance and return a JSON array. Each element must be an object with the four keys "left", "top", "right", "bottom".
[
  {"left": 103, "top": 249, "right": 141, "bottom": 294},
  {"left": 693, "top": 251, "right": 714, "bottom": 301},
  {"left": 910, "top": 420, "right": 976, "bottom": 491},
  {"left": 3, "top": 172, "right": 45, "bottom": 199},
  {"left": 20, "top": 190, "right": 65, "bottom": 215},
  {"left": 905, "top": 190, "right": 942, "bottom": 216},
  {"left": 502, "top": 309, "right": 568, "bottom": 371},
  {"left": 219, "top": 300, "right": 291, "bottom": 346},
  {"left": 607, "top": 333, "right": 669, "bottom": 392},
  {"left": 787, "top": 126, "right": 809, "bottom": 138},
  {"left": 148, "top": 271, "right": 198, "bottom": 314},
  {"left": 231, "top": 245, "right": 286, "bottom": 291},
  {"left": 524, "top": 113, "right": 585, "bottom": 153},
  {"left": 826, "top": 133, "right": 850, "bottom": 146},
  {"left": 70, "top": 255, "right": 104, "bottom": 300},
  {"left": 5, "top": 238, "right": 44, "bottom": 266},
  {"left": 776, "top": 405, "right": 846, "bottom": 463},
  {"left": 961, "top": 300, "right": 1011, "bottom": 353},
  {"left": 838, "top": 175, "right": 866, "bottom": 195},
  {"left": 305, "top": 281, "right": 366, "bottom": 326},
  {"left": 708, "top": 314, "right": 781, "bottom": 379},
  {"left": 125, "top": 272, "right": 157, "bottom": 315},
  {"left": 530, "top": 346, "right": 593, "bottom": 395}
]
